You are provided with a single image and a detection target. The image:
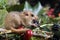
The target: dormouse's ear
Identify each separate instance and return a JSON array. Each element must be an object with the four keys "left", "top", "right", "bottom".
[
  {"left": 23, "top": 10, "right": 28, "bottom": 14},
  {"left": 23, "top": 10, "right": 32, "bottom": 14}
]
